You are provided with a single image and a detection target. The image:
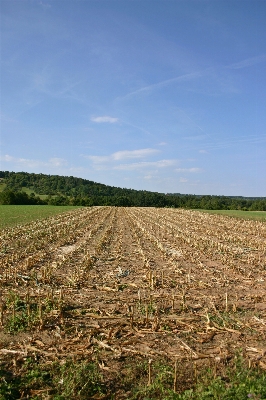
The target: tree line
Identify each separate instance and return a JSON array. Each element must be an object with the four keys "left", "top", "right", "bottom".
[{"left": 0, "top": 171, "right": 265, "bottom": 210}]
